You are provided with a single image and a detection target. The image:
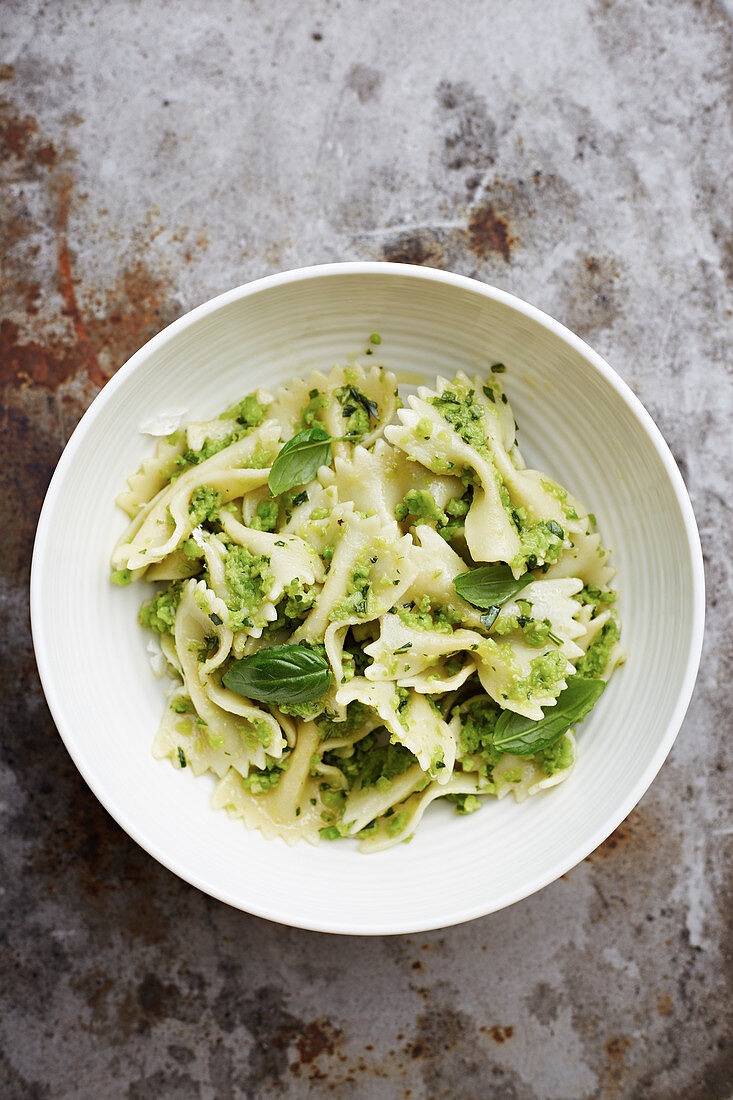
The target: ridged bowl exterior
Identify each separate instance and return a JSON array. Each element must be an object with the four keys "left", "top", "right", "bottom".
[{"left": 31, "top": 263, "right": 704, "bottom": 934}]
